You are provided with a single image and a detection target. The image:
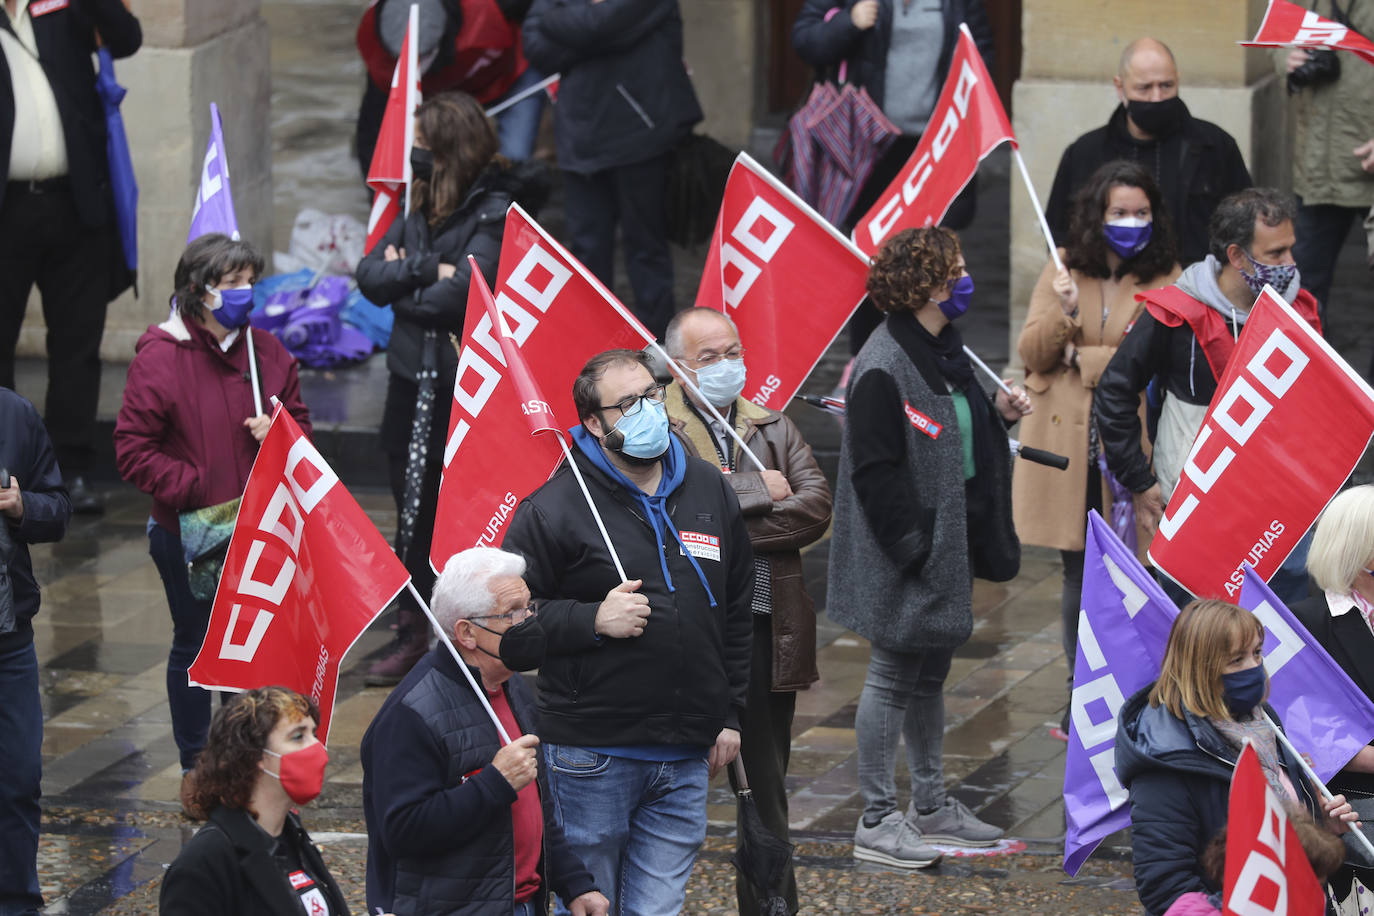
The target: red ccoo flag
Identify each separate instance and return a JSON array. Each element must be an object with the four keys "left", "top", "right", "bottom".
[
  {"left": 694, "top": 153, "right": 870, "bottom": 411},
  {"left": 468, "top": 255, "right": 560, "bottom": 437},
  {"left": 364, "top": 3, "right": 420, "bottom": 252},
  {"left": 852, "top": 24, "right": 1013, "bottom": 257},
  {"left": 187, "top": 407, "right": 409, "bottom": 742},
  {"left": 1242, "top": 0, "right": 1374, "bottom": 65}
]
